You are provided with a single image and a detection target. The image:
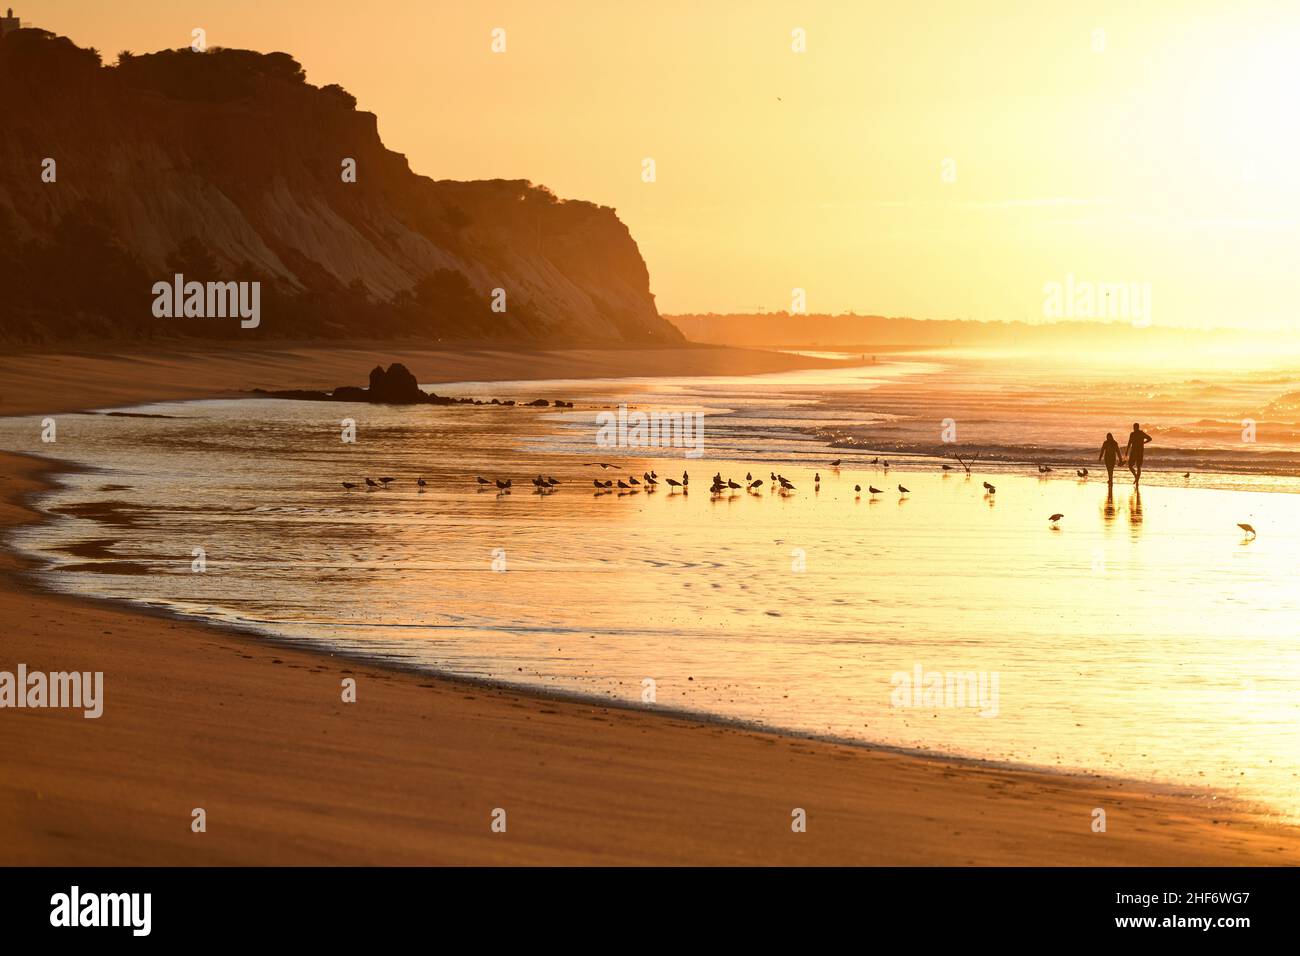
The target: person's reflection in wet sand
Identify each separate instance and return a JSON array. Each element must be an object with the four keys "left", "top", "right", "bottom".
[
  {"left": 1103, "top": 488, "right": 1117, "bottom": 522},
  {"left": 1128, "top": 488, "right": 1143, "bottom": 536}
]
